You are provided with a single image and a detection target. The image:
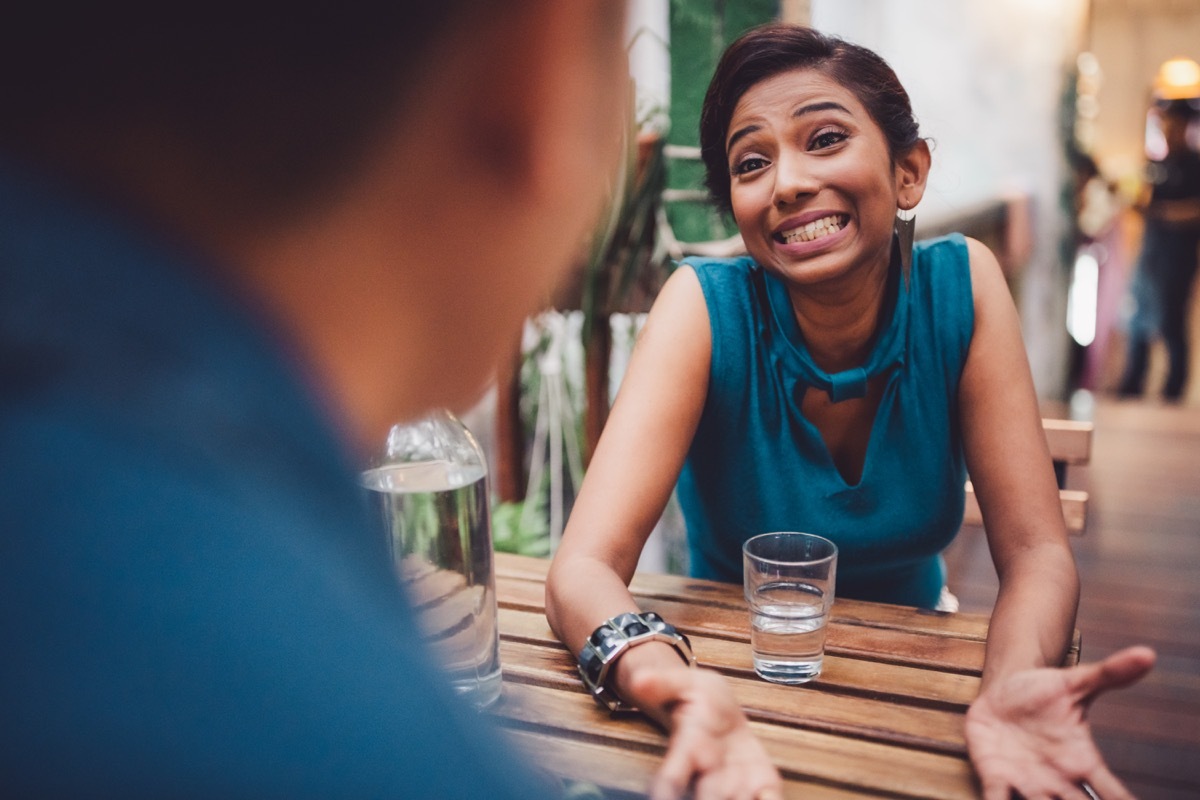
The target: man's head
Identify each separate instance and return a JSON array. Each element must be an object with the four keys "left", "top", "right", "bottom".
[
  {"left": 0, "top": 7, "right": 480, "bottom": 221},
  {"left": 1157, "top": 101, "right": 1195, "bottom": 156},
  {"left": 1, "top": 2, "right": 630, "bottom": 447}
]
